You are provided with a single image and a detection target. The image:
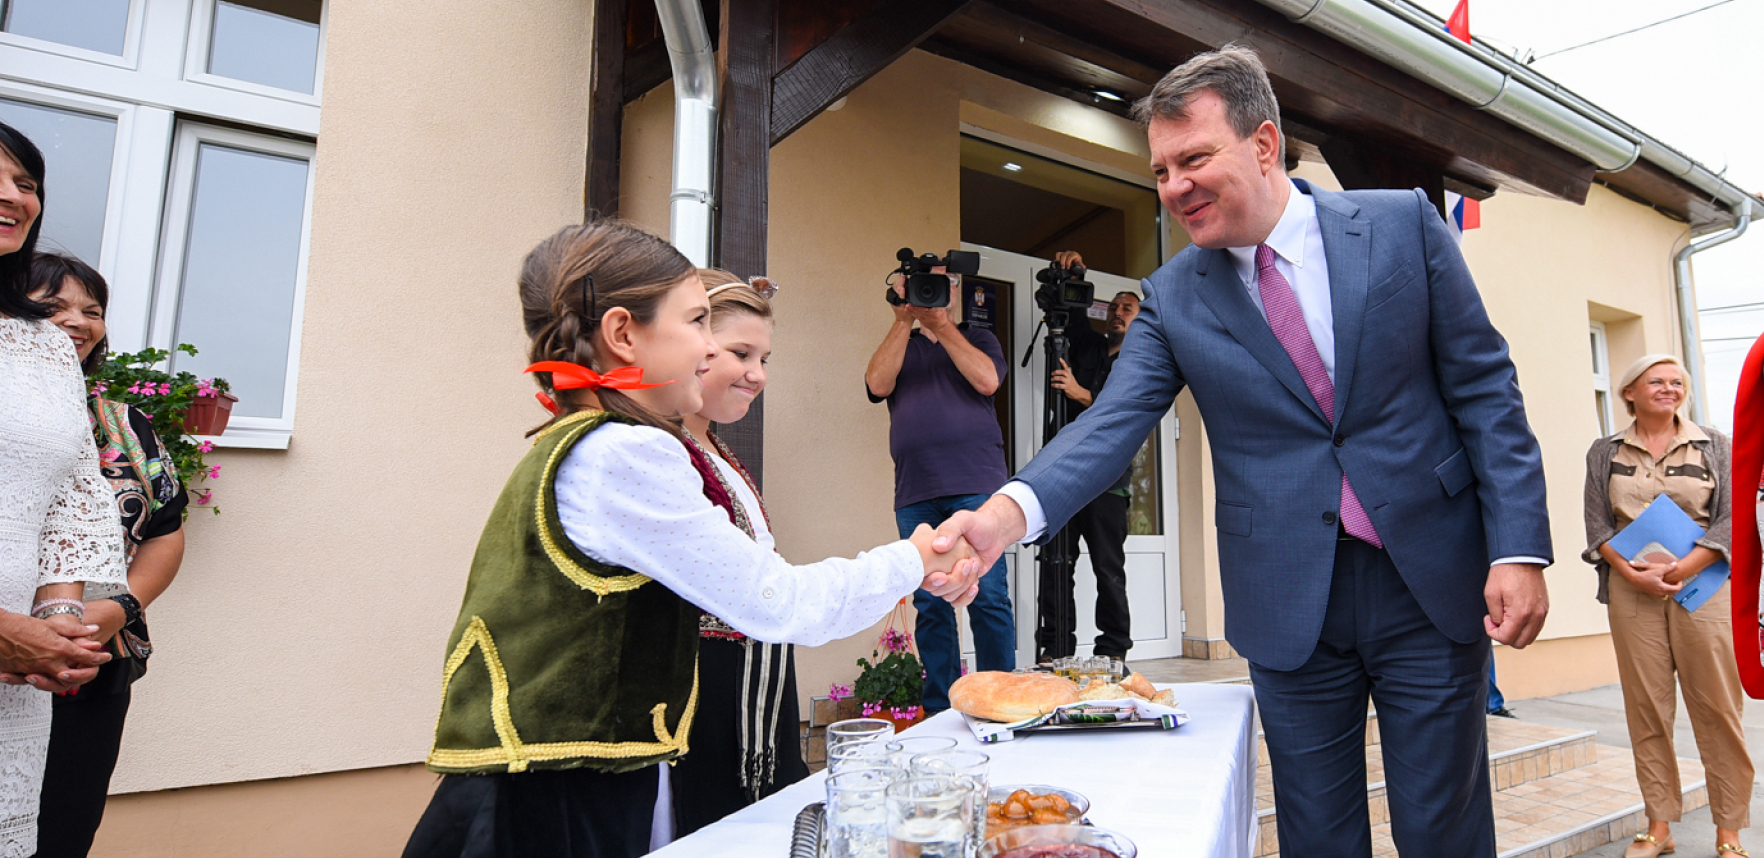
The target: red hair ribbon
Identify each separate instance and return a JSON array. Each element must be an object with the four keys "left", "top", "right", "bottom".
[{"left": 525, "top": 361, "right": 673, "bottom": 391}]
